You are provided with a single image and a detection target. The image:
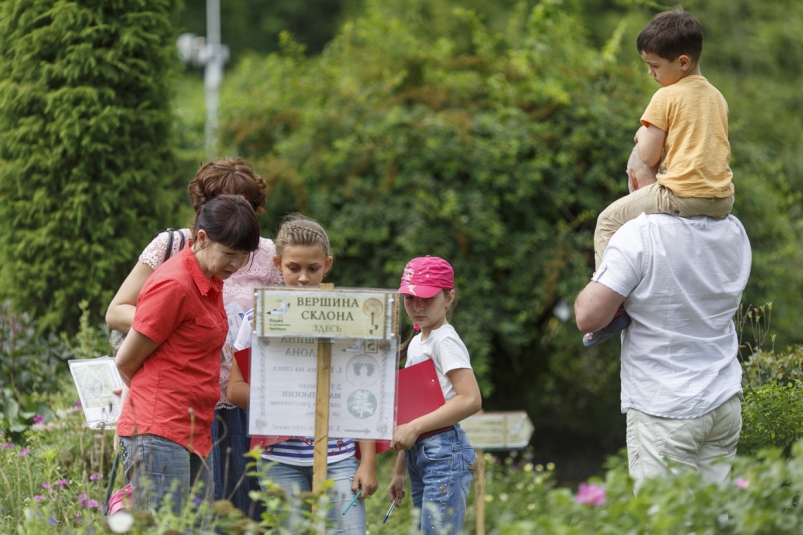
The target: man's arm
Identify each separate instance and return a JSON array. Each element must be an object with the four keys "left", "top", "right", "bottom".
[{"left": 574, "top": 281, "right": 627, "bottom": 333}]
